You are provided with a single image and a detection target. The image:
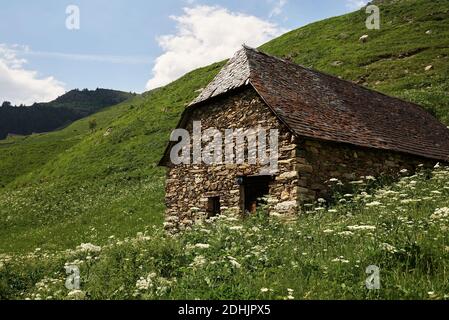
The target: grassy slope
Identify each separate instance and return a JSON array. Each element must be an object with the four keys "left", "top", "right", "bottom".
[
  {"left": 0, "top": 0, "right": 448, "bottom": 255},
  {"left": 2, "top": 166, "right": 449, "bottom": 300},
  {"left": 0, "top": 62, "right": 223, "bottom": 253}
]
